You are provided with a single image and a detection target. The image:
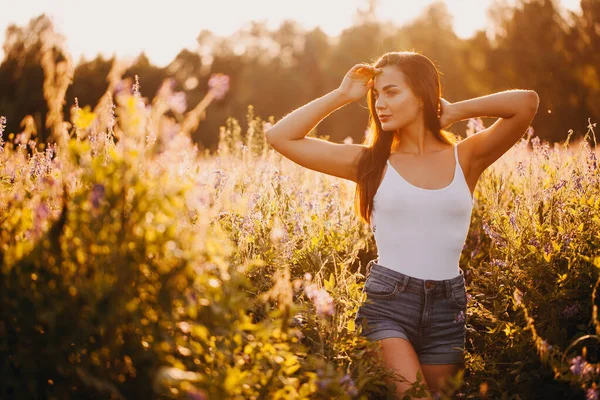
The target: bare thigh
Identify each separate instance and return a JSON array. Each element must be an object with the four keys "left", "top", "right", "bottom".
[
  {"left": 421, "top": 363, "right": 463, "bottom": 395},
  {"left": 378, "top": 337, "right": 430, "bottom": 399}
]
